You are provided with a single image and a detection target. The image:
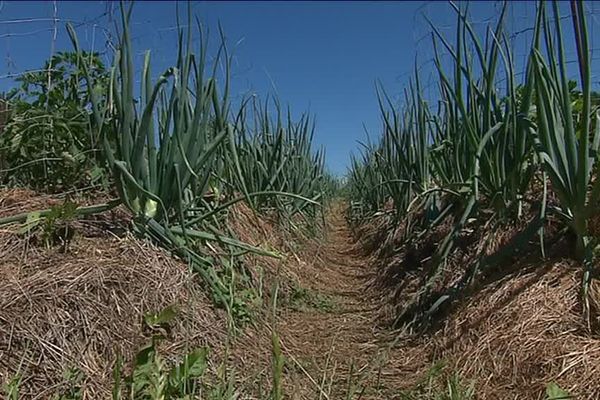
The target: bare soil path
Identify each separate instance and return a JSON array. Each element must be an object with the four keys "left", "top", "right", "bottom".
[{"left": 276, "top": 205, "right": 403, "bottom": 399}]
